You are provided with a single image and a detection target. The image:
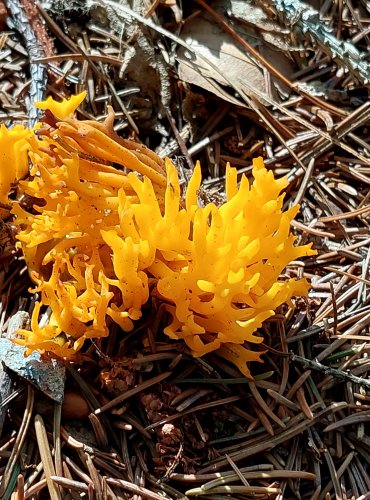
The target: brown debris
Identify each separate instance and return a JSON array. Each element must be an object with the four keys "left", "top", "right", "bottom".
[{"left": 0, "top": 1, "right": 7, "bottom": 31}]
